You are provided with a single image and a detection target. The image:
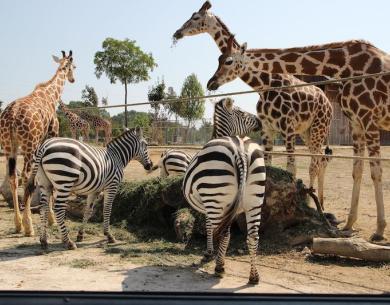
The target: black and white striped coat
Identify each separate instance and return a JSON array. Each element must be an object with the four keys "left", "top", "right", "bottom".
[
  {"left": 153, "top": 149, "right": 193, "bottom": 177},
  {"left": 182, "top": 135, "right": 266, "bottom": 284},
  {"left": 23, "top": 127, "right": 153, "bottom": 250},
  {"left": 213, "top": 98, "right": 260, "bottom": 138}
]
